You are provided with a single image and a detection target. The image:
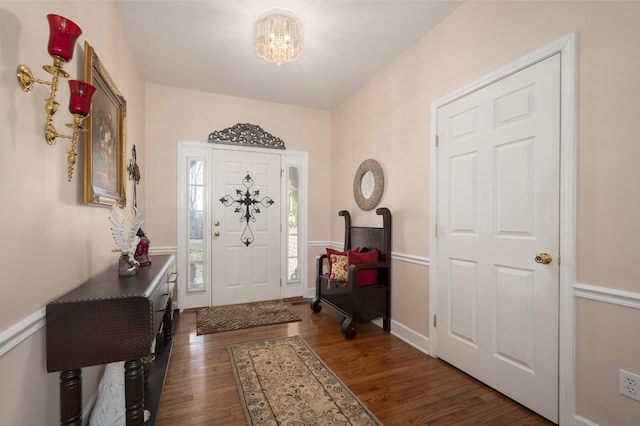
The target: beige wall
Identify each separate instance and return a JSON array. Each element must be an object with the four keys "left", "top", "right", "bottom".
[
  {"left": 331, "top": 1, "right": 640, "bottom": 424},
  {"left": 3, "top": 1, "right": 640, "bottom": 425},
  {"left": 0, "top": 1, "right": 145, "bottom": 423},
  {"left": 143, "top": 84, "right": 331, "bottom": 288},
  {"left": 576, "top": 298, "right": 640, "bottom": 426}
]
